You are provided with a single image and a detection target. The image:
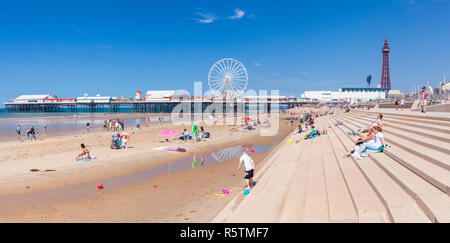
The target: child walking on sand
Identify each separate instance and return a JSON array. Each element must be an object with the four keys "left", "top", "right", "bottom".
[{"left": 238, "top": 150, "right": 255, "bottom": 190}]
